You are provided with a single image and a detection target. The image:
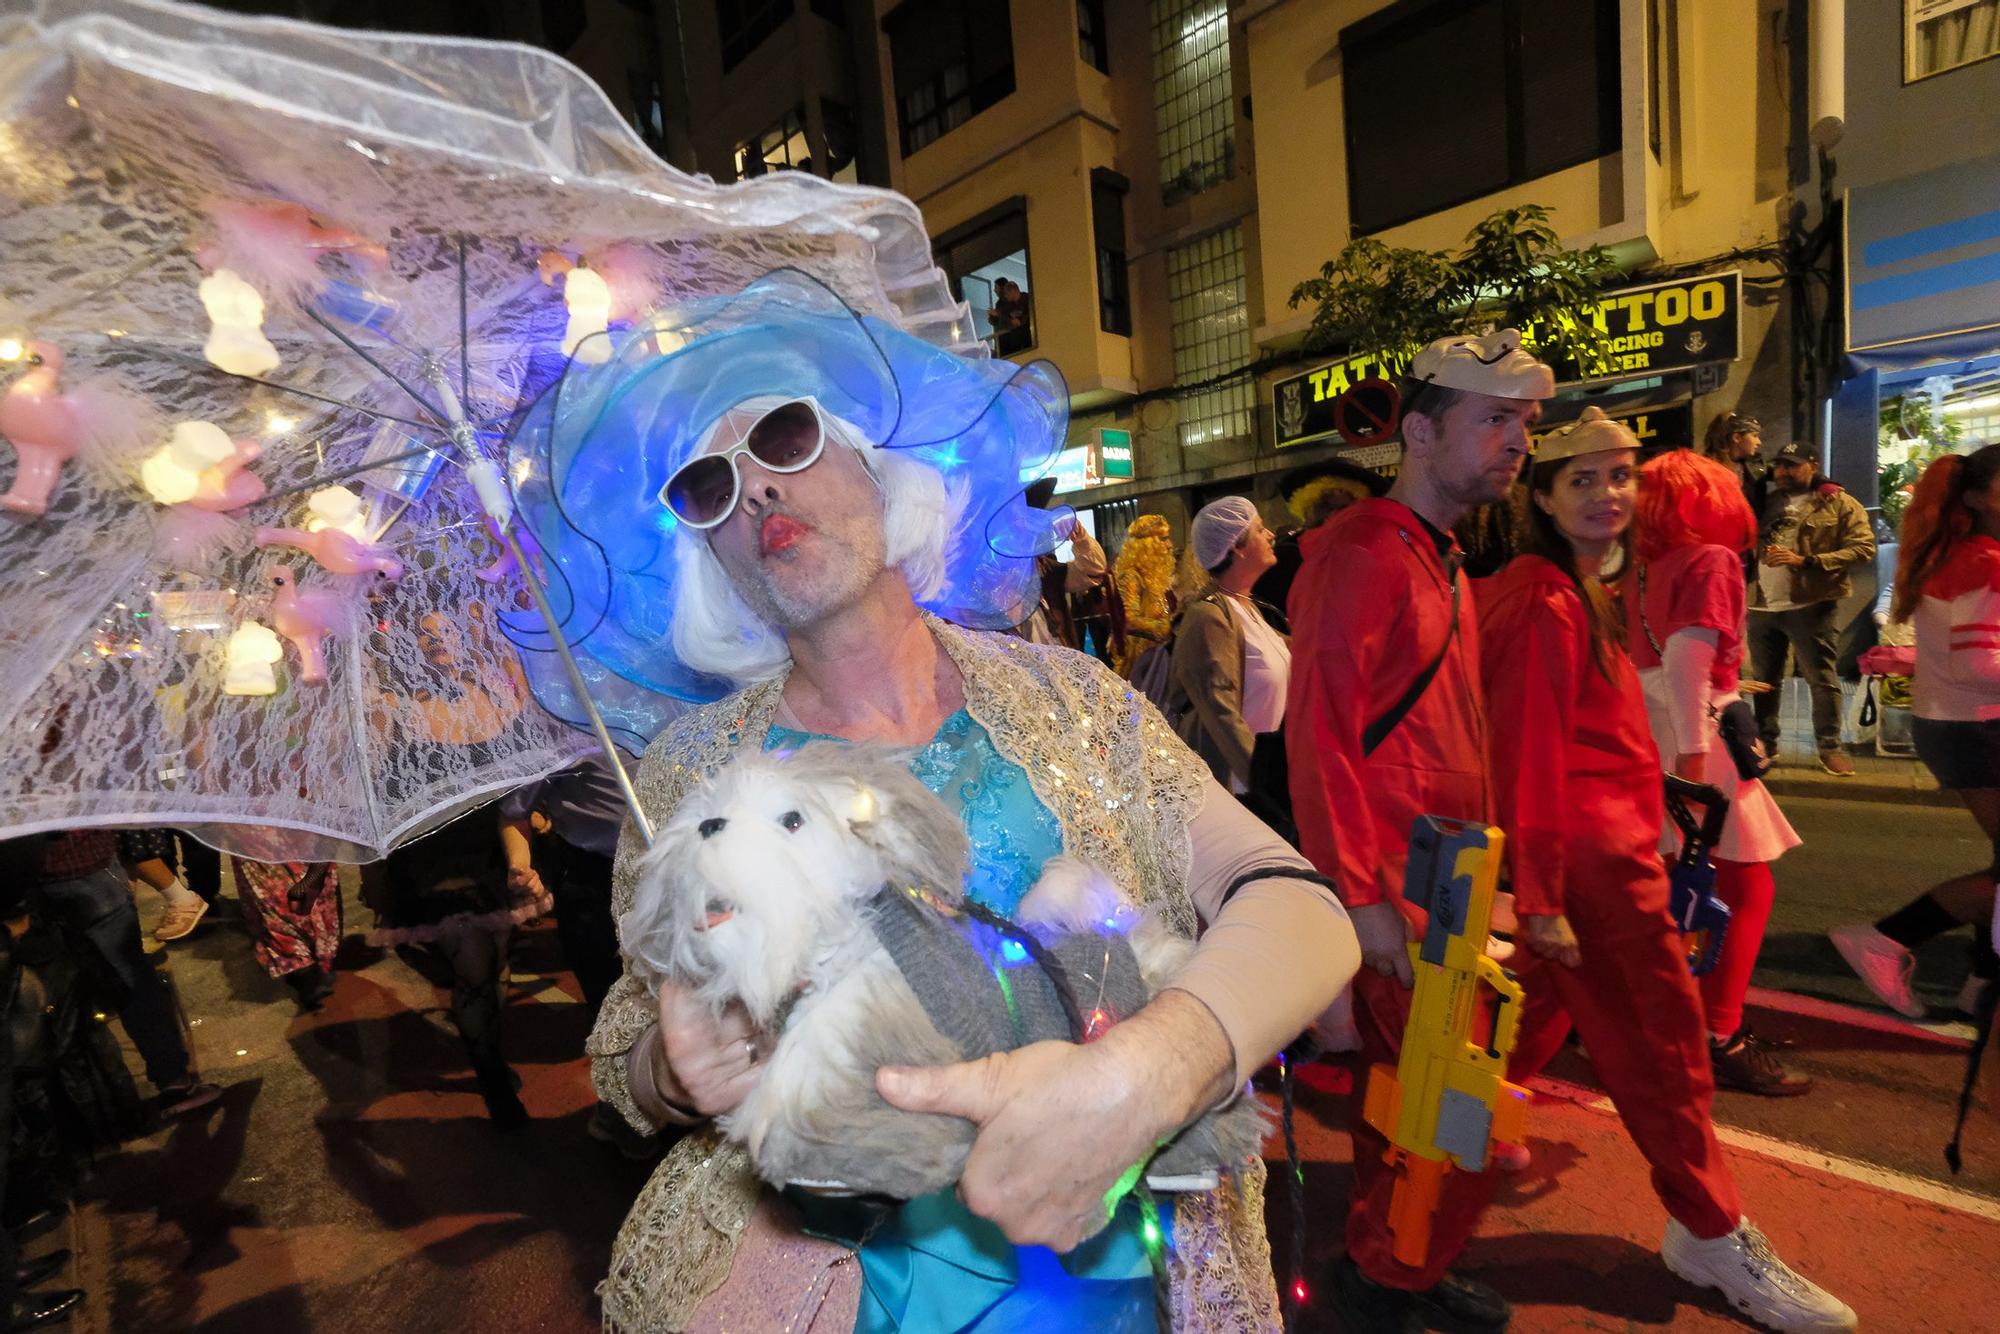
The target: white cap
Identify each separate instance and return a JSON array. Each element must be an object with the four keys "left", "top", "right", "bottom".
[
  {"left": 1190, "top": 495, "right": 1259, "bottom": 571},
  {"left": 1536, "top": 406, "right": 1640, "bottom": 464},
  {"left": 1408, "top": 328, "right": 1555, "bottom": 401}
]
